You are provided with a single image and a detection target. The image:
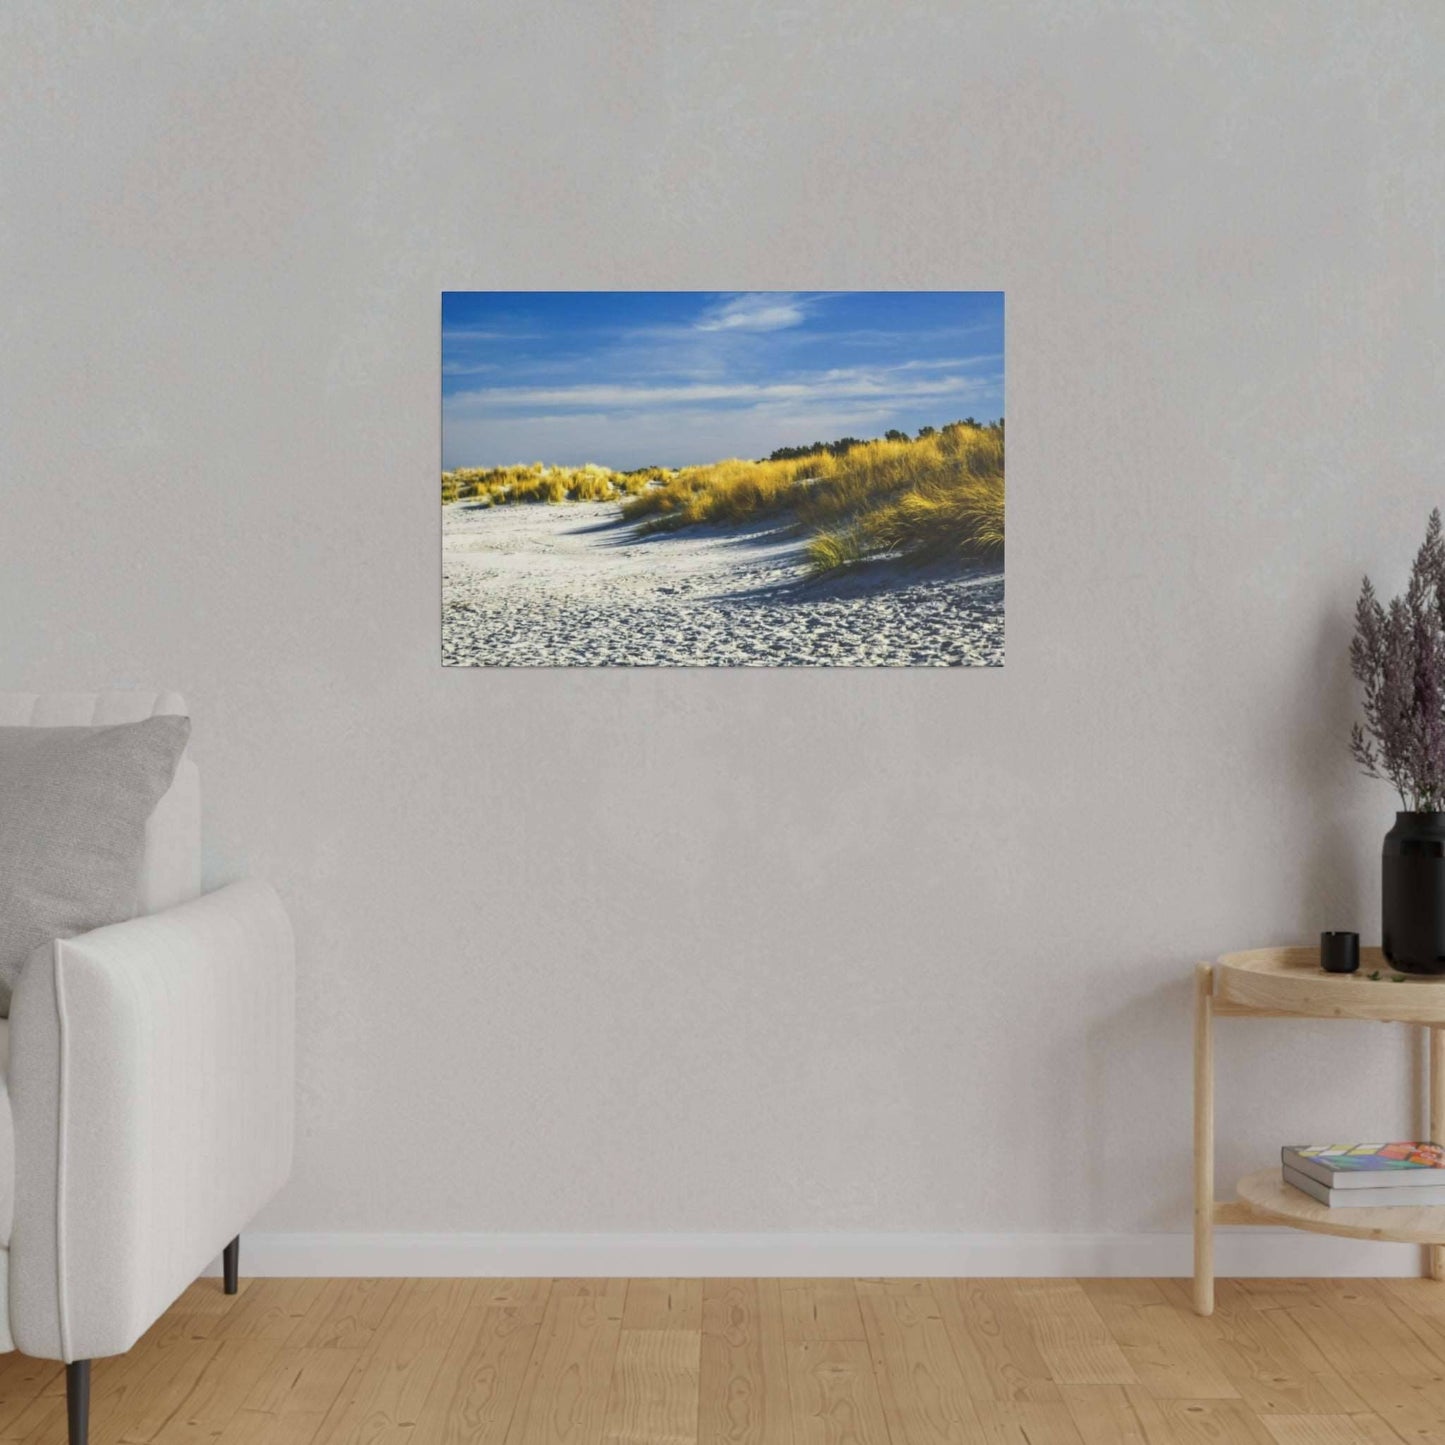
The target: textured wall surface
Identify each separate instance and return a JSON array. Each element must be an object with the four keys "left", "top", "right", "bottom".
[{"left": 2, "top": 1, "right": 1444, "bottom": 1242}]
